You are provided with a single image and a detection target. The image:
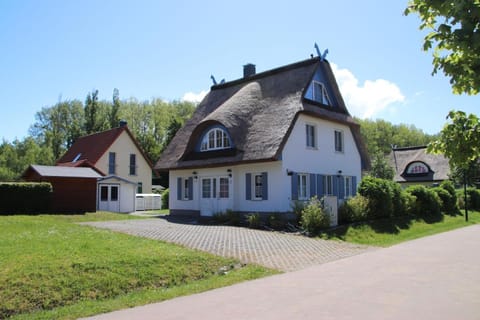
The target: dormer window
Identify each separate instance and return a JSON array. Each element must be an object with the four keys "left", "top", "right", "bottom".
[
  {"left": 312, "top": 81, "right": 331, "bottom": 105},
  {"left": 200, "top": 127, "right": 232, "bottom": 151},
  {"left": 404, "top": 161, "right": 430, "bottom": 176}
]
